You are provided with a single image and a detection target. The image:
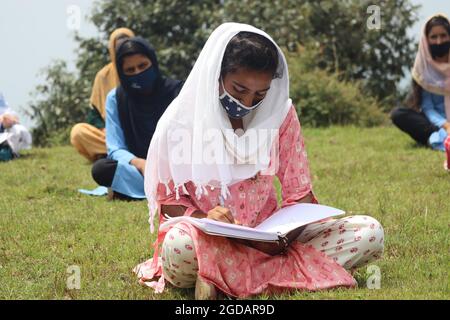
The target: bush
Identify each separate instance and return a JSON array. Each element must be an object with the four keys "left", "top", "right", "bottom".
[
  {"left": 286, "top": 47, "right": 387, "bottom": 127},
  {"left": 26, "top": 60, "right": 91, "bottom": 146},
  {"left": 46, "top": 127, "right": 72, "bottom": 147}
]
